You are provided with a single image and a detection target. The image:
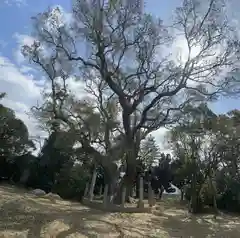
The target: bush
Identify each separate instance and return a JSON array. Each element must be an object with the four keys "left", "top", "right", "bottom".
[
  {"left": 184, "top": 176, "right": 240, "bottom": 213},
  {"left": 199, "top": 180, "right": 215, "bottom": 207},
  {"left": 24, "top": 161, "right": 53, "bottom": 193},
  {"left": 53, "top": 164, "right": 90, "bottom": 201},
  {"left": 216, "top": 178, "right": 240, "bottom": 212},
  {"left": 184, "top": 184, "right": 204, "bottom": 213}
]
